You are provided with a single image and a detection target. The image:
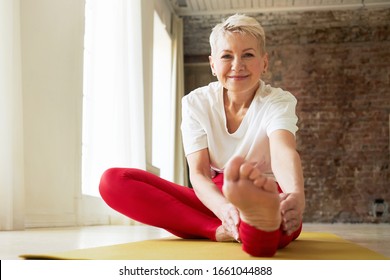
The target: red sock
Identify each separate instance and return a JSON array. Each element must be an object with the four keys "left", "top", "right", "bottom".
[{"left": 239, "top": 221, "right": 281, "bottom": 257}]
